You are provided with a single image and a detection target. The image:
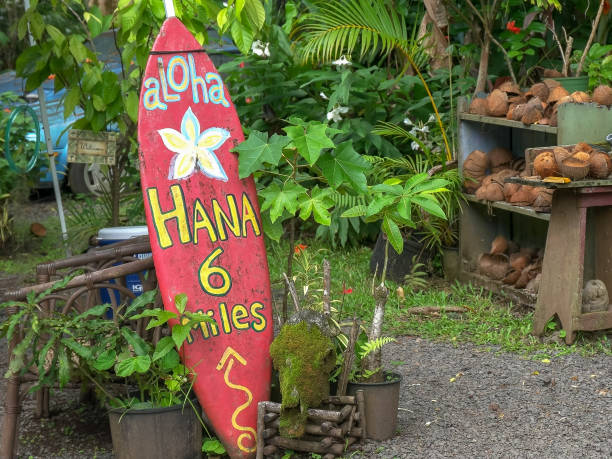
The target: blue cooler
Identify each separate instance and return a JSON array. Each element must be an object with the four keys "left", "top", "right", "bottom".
[{"left": 98, "top": 226, "right": 152, "bottom": 305}]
